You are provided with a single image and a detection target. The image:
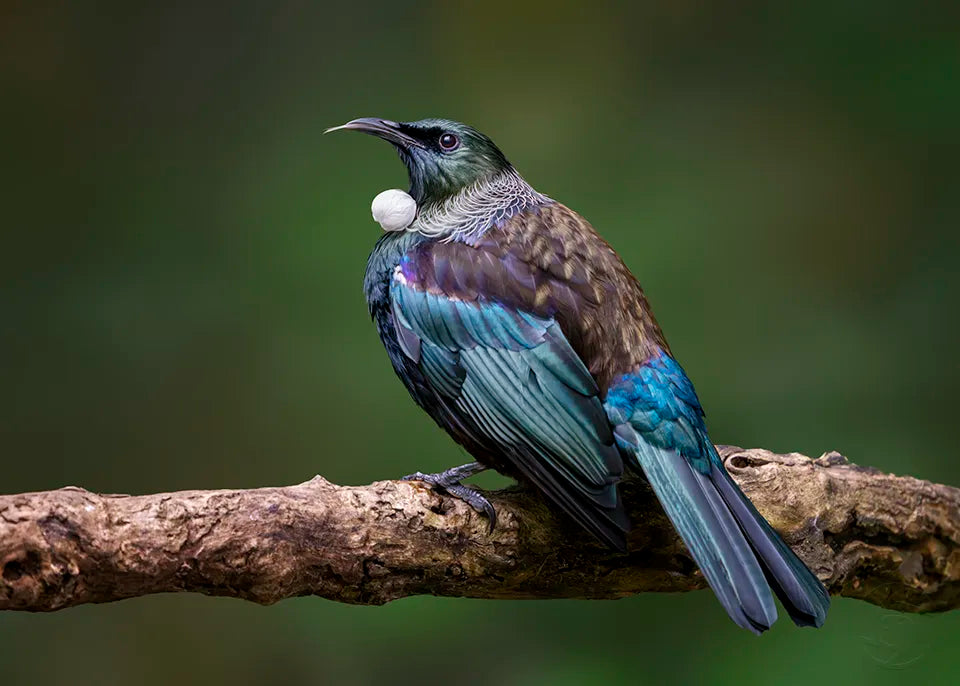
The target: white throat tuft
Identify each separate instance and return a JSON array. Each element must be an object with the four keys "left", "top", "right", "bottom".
[{"left": 371, "top": 189, "right": 417, "bottom": 232}]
